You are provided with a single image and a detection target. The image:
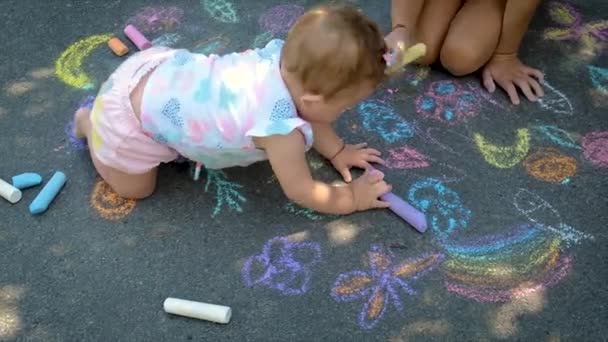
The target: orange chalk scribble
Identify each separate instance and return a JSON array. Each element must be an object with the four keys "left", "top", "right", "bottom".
[
  {"left": 90, "top": 179, "right": 136, "bottom": 220},
  {"left": 523, "top": 148, "right": 577, "bottom": 183}
]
